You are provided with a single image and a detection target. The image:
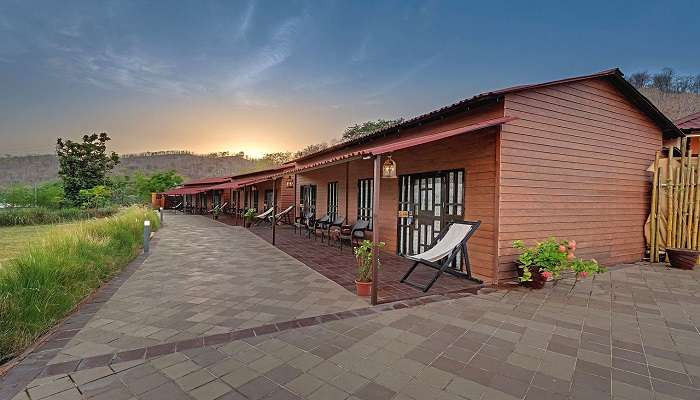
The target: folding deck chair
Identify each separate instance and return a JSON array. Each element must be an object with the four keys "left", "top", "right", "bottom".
[
  {"left": 253, "top": 207, "right": 274, "bottom": 225},
  {"left": 271, "top": 205, "right": 294, "bottom": 225},
  {"left": 400, "top": 220, "right": 482, "bottom": 292}
]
